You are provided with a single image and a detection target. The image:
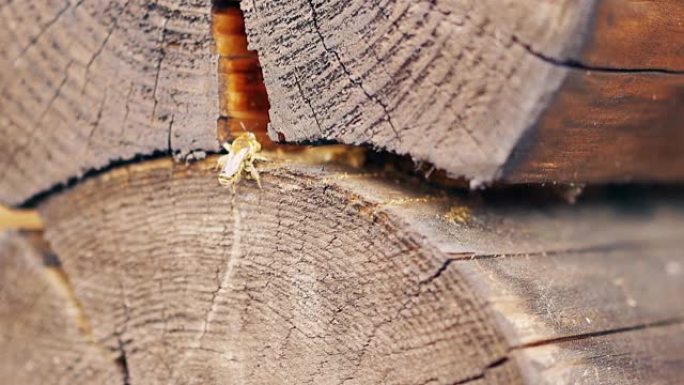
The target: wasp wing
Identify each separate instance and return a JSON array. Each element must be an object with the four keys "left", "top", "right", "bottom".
[{"left": 220, "top": 148, "right": 249, "bottom": 178}]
